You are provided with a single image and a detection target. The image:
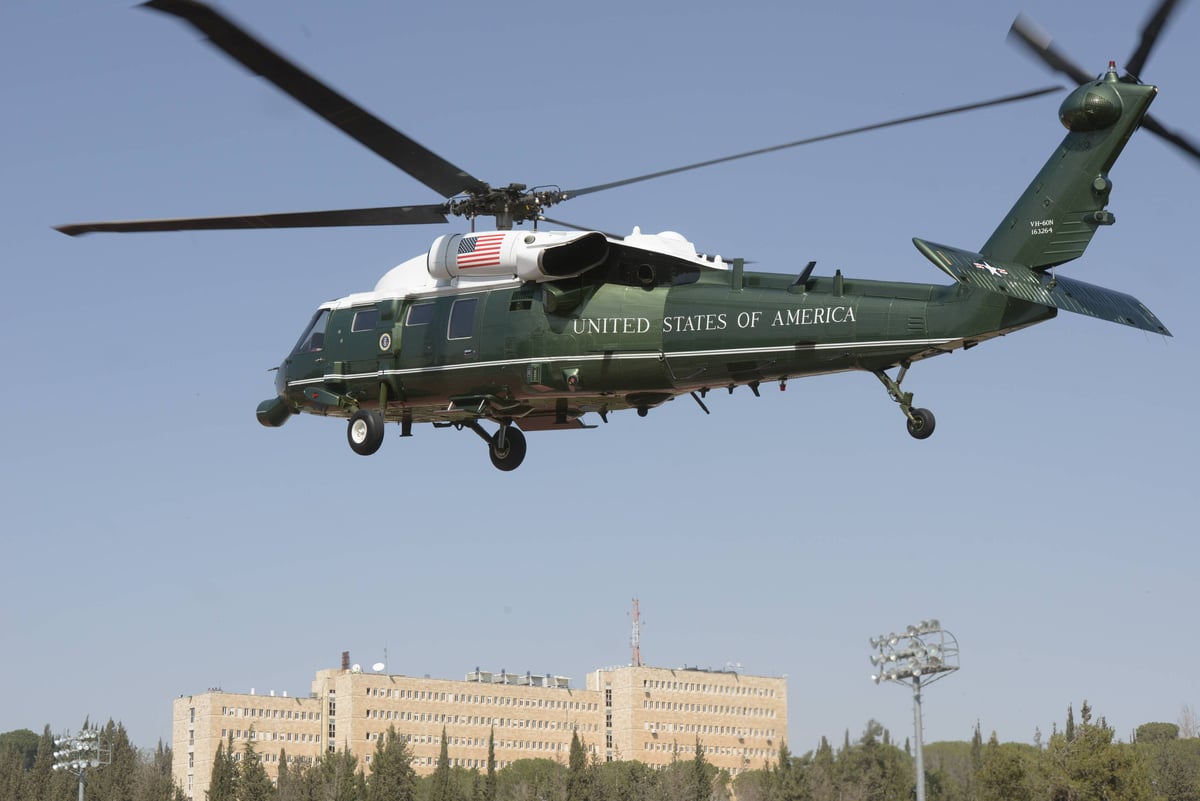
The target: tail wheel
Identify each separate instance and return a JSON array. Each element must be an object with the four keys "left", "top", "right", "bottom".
[
  {"left": 906, "top": 408, "right": 936, "bottom": 440},
  {"left": 347, "top": 409, "right": 385, "bottom": 455},
  {"left": 488, "top": 426, "right": 527, "bottom": 471}
]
